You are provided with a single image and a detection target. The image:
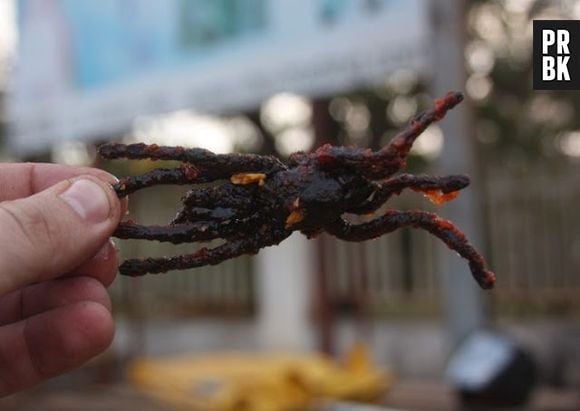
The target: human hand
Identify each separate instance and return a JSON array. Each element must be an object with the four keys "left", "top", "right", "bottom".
[{"left": 0, "top": 163, "right": 126, "bottom": 396}]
